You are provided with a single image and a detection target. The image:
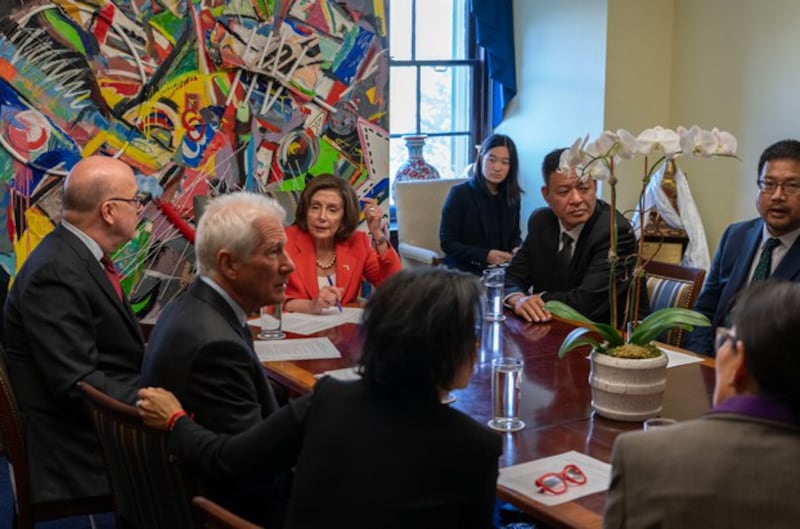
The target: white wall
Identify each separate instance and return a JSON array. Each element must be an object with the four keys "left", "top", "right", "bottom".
[
  {"left": 497, "top": 0, "right": 608, "bottom": 235},
  {"left": 509, "top": 0, "right": 800, "bottom": 254},
  {"left": 670, "top": 0, "right": 800, "bottom": 252}
]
